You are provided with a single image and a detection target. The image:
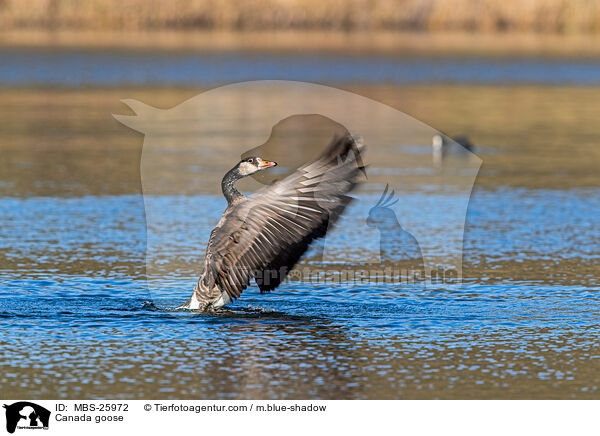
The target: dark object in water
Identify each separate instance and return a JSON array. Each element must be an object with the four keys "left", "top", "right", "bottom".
[
  {"left": 178, "top": 133, "right": 365, "bottom": 311},
  {"left": 432, "top": 133, "right": 475, "bottom": 165}
]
